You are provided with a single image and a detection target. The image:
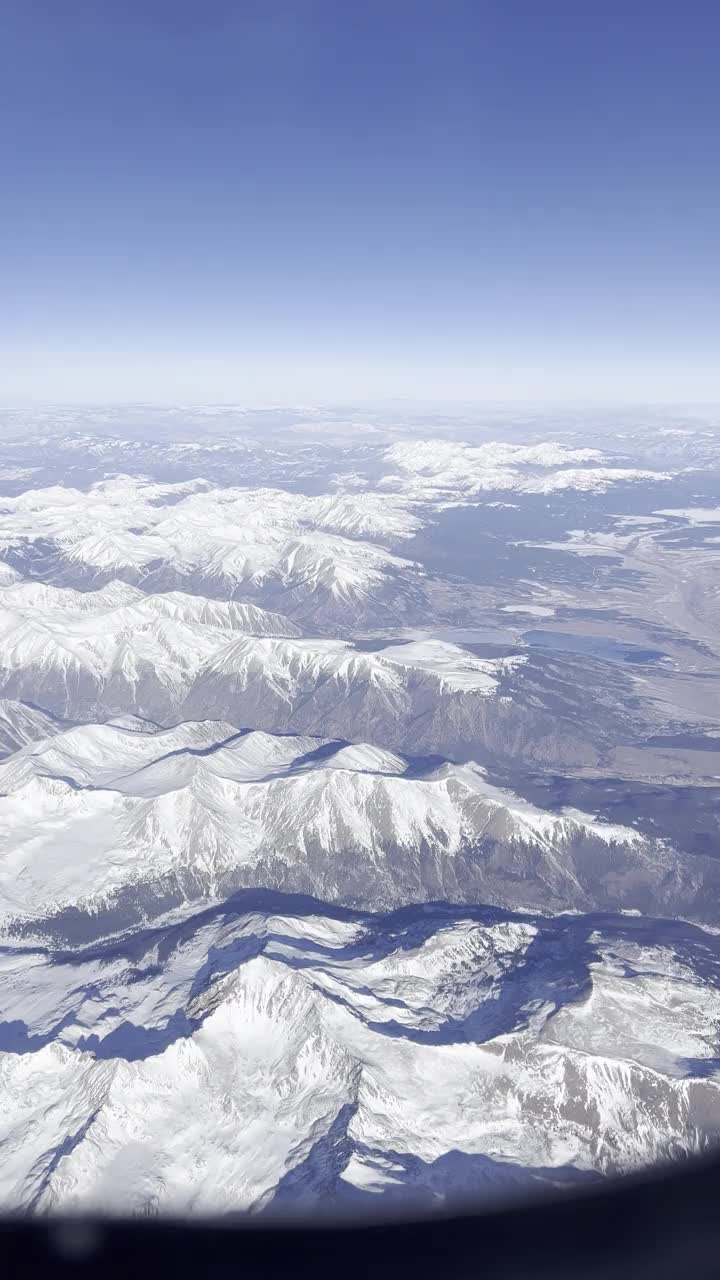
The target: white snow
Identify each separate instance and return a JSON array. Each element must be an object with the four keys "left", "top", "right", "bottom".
[
  {"left": 380, "top": 440, "right": 670, "bottom": 500},
  {"left": 0, "top": 428, "right": 715, "bottom": 1218},
  {"left": 0, "top": 908, "right": 718, "bottom": 1214},
  {"left": 500, "top": 605, "right": 556, "bottom": 617},
  {"left": 654, "top": 507, "right": 720, "bottom": 523},
  {"left": 369, "top": 638, "right": 527, "bottom": 693},
  {"left": 0, "top": 479, "right": 421, "bottom": 612},
  {"left": 0, "top": 722, "right": 650, "bottom": 930}
]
